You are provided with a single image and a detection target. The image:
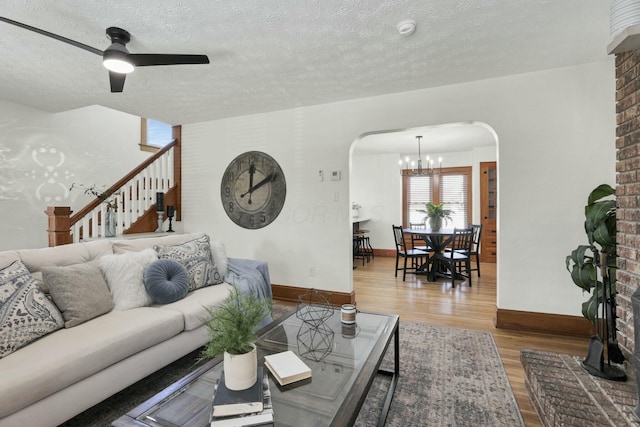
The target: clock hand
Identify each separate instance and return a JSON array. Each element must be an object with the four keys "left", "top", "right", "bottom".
[
  {"left": 240, "top": 173, "right": 275, "bottom": 198},
  {"left": 248, "top": 163, "right": 255, "bottom": 204},
  {"left": 248, "top": 163, "right": 255, "bottom": 190}
]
